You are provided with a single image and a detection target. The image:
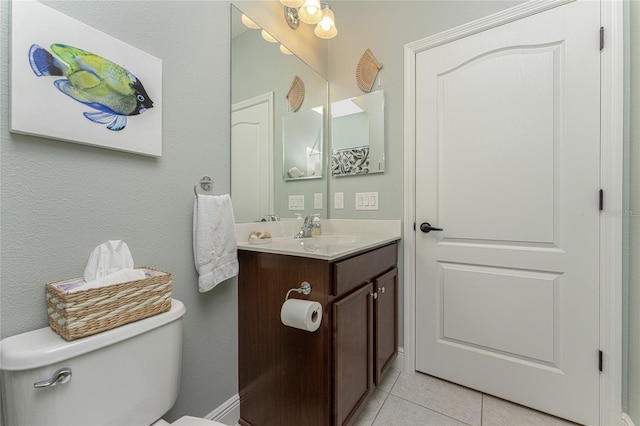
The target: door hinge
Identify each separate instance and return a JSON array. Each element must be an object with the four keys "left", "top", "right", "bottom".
[
  {"left": 600, "top": 27, "right": 604, "bottom": 50},
  {"left": 599, "top": 189, "right": 604, "bottom": 211},
  {"left": 599, "top": 350, "right": 604, "bottom": 372}
]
